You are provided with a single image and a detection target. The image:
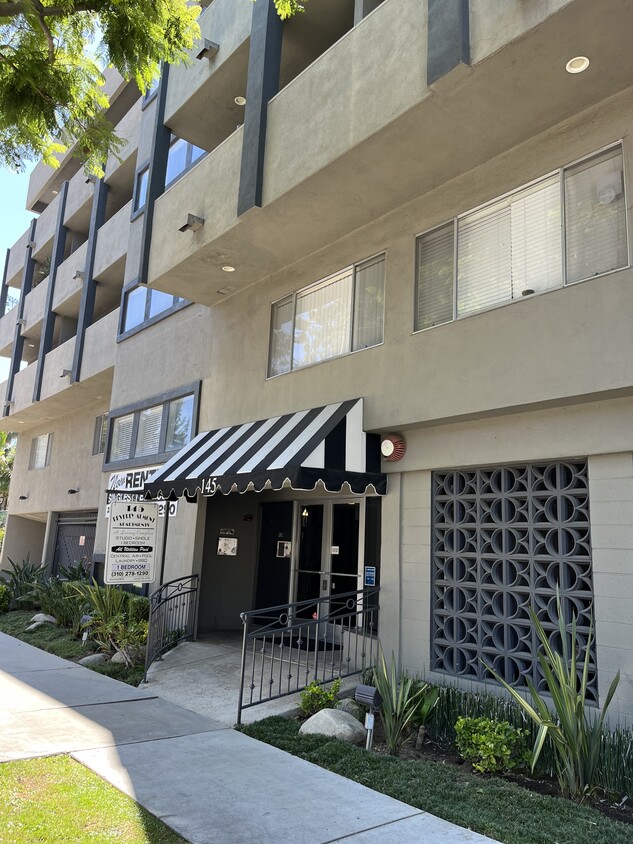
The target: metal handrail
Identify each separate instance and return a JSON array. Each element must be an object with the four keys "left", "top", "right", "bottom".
[
  {"left": 143, "top": 573, "right": 199, "bottom": 682},
  {"left": 237, "top": 587, "right": 379, "bottom": 725}
]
